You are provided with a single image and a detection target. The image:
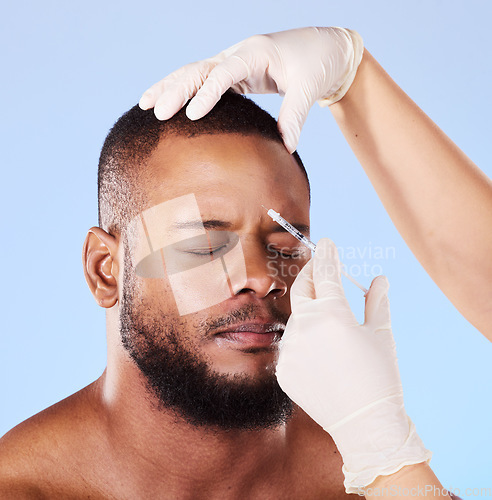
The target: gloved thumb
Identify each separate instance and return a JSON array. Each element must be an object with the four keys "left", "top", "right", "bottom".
[
  {"left": 277, "top": 86, "right": 315, "bottom": 154},
  {"left": 290, "top": 256, "right": 315, "bottom": 309},
  {"left": 364, "top": 275, "right": 392, "bottom": 329},
  {"left": 312, "top": 238, "right": 357, "bottom": 324},
  {"left": 312, "top": 238, "right": 342, "bottom": 295}
]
